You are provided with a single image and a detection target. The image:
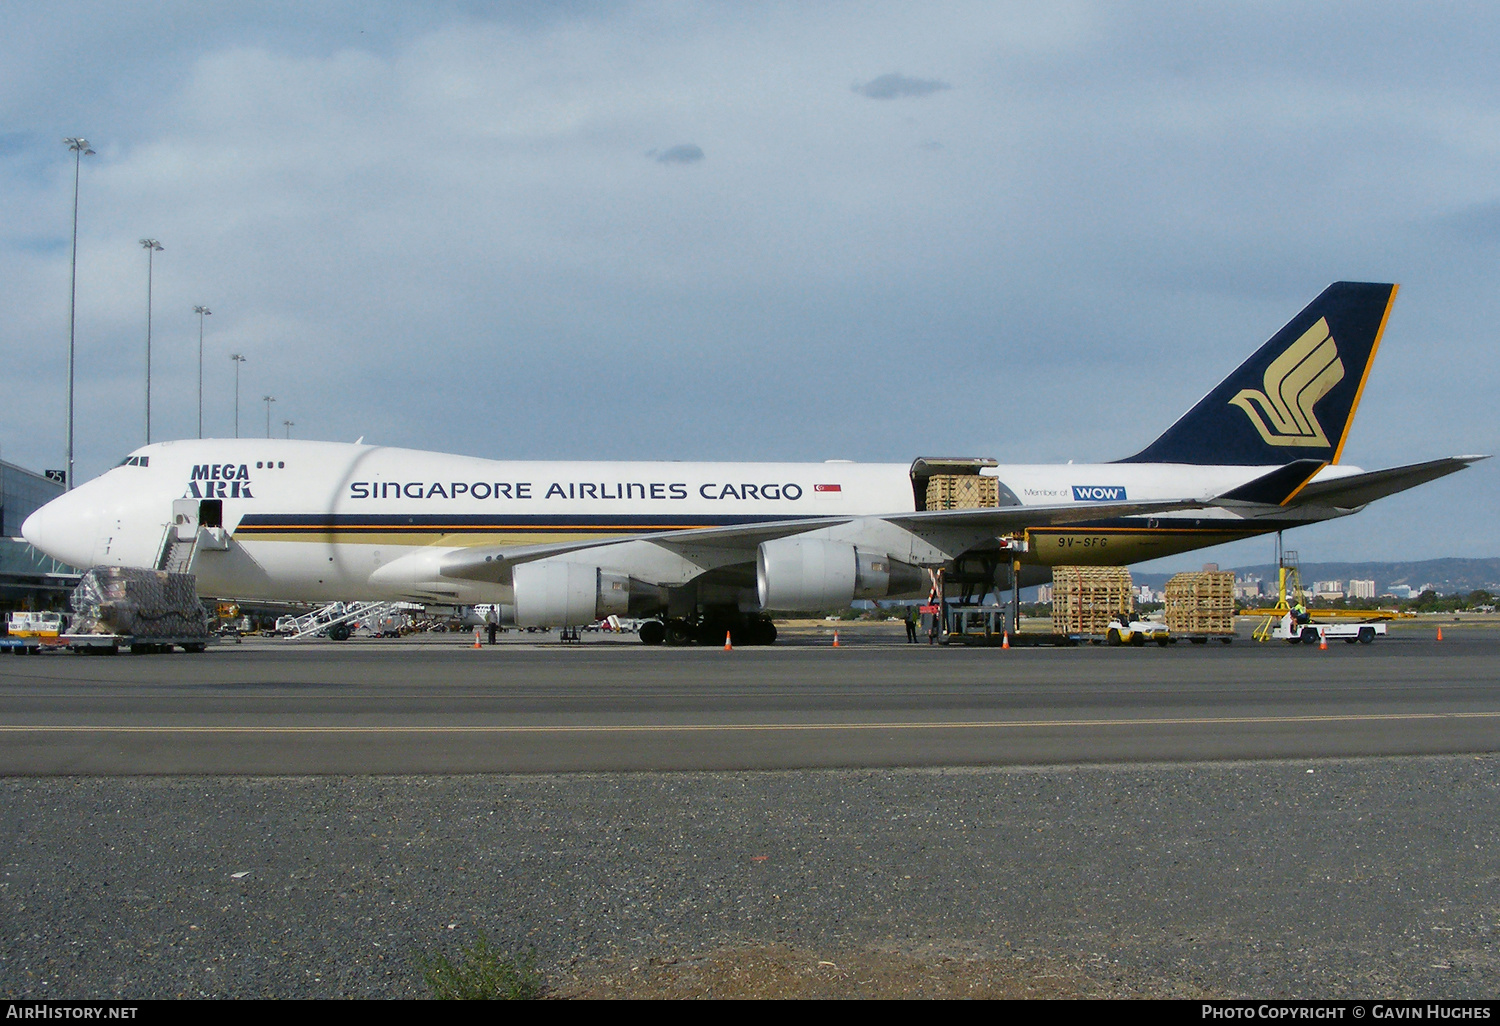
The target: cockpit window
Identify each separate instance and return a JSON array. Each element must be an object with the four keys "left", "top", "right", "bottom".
[{"left": 118, "top": 456, "right": 149, "bottom": 467}]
